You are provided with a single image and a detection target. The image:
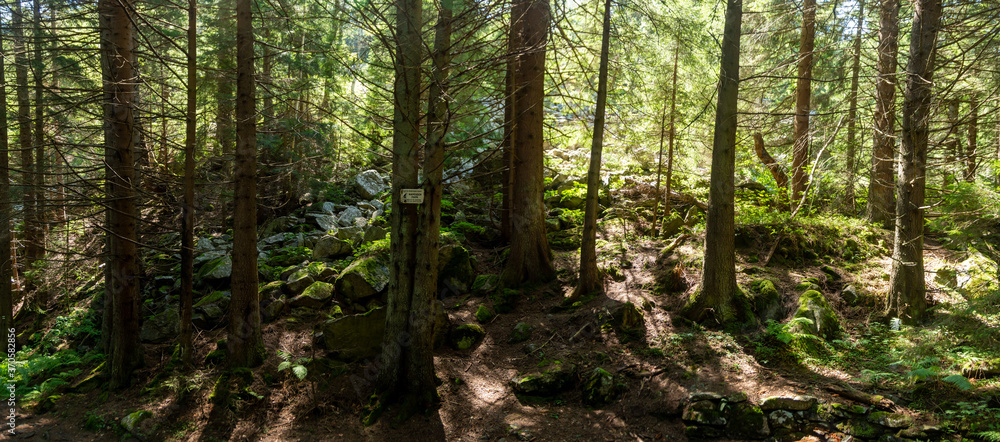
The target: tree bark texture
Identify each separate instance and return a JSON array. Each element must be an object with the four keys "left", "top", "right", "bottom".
[
  {"left": 572, "top": 0, "right": 611, "bottom": 300},
  {"left": 13, "top": 2, "right": 37, "bottom": 289},
  {"left": 375, "top": 0, "right": 422, "bottom": 399},
  {"left": 845, "top": 0, "right": 864, "bottom": 211},
  {"left": 888, "top": 0, "right": 941, "bottom": 325},
  {"left": 753, "top": 132, "right": 789, "bottom": 209},
  {"left": 216, "top": 0, "right": 235, "bottom": 156},
  {"left": 503, "top": 0, "right": 555, "bottom": 287},
  {"left": 966, "top": 97, "right": 977, "bottom": 182},
  {"left": 0, "top": 20, "right": 13, "bottom": 336},
  {"left": 30, "top": 0, "right": 47, "bottom": 309},
  {"left": 228, "top": 0, "right": 264, "bottom": 368},
  {"left": 180, "top": 0, "right": 197, "bottom": 366},
  {"left": 791, "top": 0, "right": 816, "bottom": 208},
  {"left": 684, "top": 0, "right": 744, "bottom": 325},
  {"left": 867, "top": 0, "right": 900, "bottom": 228},
  {"left": 101, "top": 0, "right": 144, "bottom": 389}
]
